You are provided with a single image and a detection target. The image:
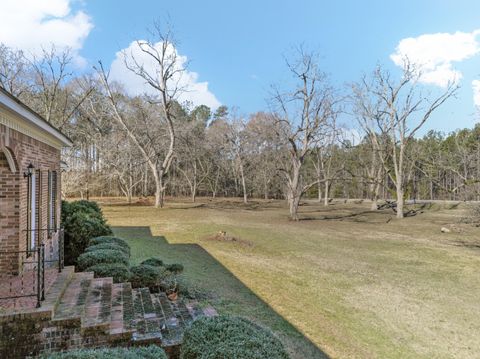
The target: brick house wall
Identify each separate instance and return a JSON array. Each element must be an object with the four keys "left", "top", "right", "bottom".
[{"left": 0, "top": 122, "right": 62, "bottom": 274}]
